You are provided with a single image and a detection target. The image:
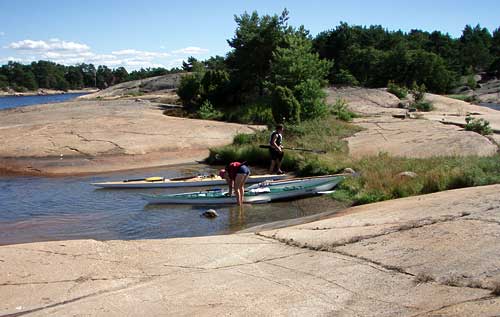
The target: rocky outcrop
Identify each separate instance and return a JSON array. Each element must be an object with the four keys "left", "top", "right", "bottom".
[
  {"left": 1, "top": 185, "right": 499, "bottom": 316},
  {"left": 0, "top": 99, "right": 264, "bottom": 175},
  {"left": 325, "top": 87, "right": 500, "bottom": 157},
  {"left": 79, "top": 73, "right": 185, "bottom": 100}
]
